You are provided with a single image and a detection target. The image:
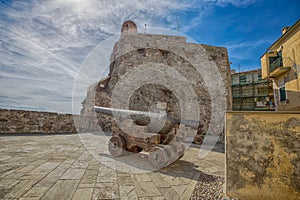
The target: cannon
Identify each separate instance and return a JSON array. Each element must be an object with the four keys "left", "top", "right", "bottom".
[{"left": 94, "top": 106, "right": 199, "bottom": 168}]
